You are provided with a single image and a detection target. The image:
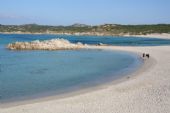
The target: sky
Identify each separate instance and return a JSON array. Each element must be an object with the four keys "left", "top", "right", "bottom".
[{"left": 0, "top": 0, "right": 170, "bottom": 25}]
